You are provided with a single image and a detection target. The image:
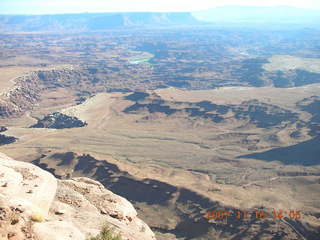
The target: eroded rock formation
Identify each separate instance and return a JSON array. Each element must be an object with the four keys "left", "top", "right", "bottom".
[
  {"left": 0, "top": 152, "right": 156, "bottom": 240},
  {"left": 0, "top": 73, "right": 42, "bottom": 118},
  {"left": 31, "top": 112, "right": 87, "bottom": 129}
]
